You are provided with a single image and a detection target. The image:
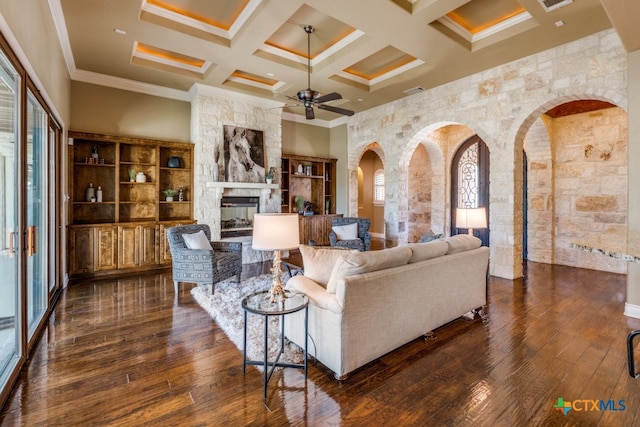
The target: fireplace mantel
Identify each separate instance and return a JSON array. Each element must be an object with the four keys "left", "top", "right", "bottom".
[{"left": 206, "top": 182, "right": 279, "bottom": 190}]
